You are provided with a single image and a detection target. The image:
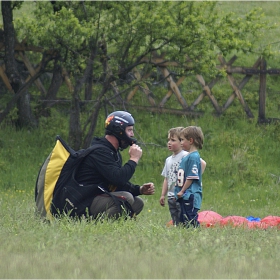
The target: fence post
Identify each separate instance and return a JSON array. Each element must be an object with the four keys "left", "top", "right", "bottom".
[{"left": 258, "top": 58, "right": 267, "bottom": 123}]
